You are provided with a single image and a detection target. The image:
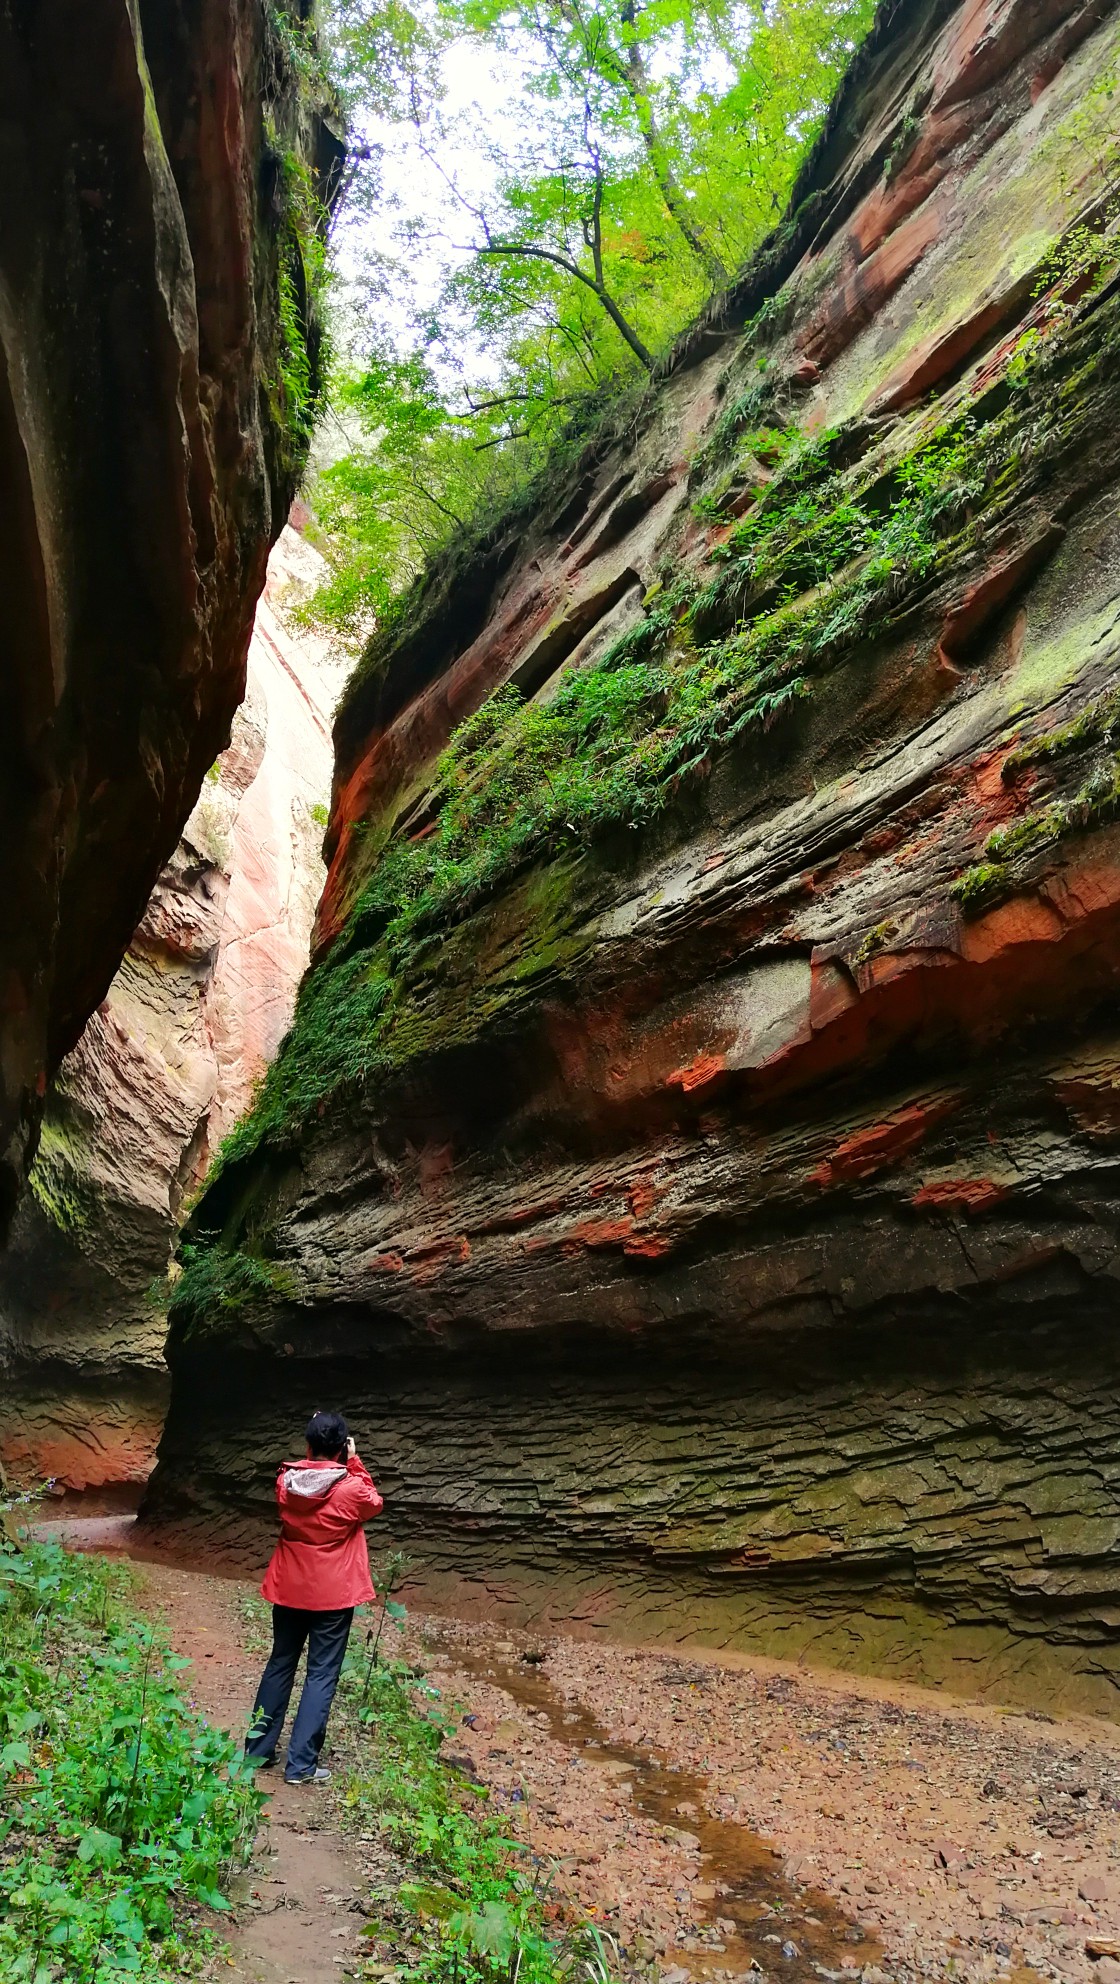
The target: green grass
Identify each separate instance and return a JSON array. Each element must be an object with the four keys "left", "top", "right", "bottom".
[
  {"left": 0, "top": 1528, "right": 262, "bottom": 1982},
  {"left": 168, "top": 1242, "right": 297, "bottom": 1336}
]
